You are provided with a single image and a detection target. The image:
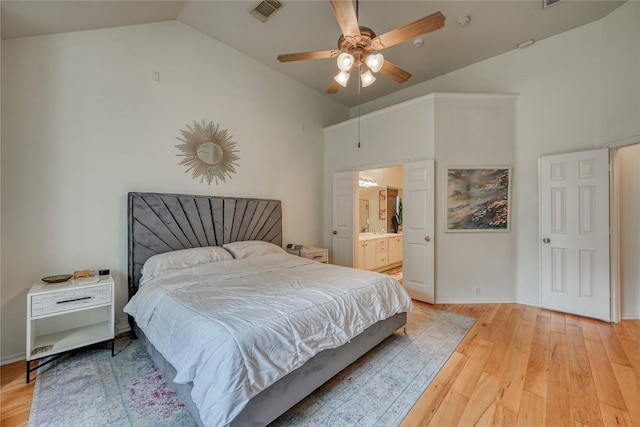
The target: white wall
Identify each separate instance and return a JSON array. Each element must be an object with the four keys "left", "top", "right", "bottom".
[
  {"left": 339, "top": 1, "right": 639, "bottom": 307},
  {"left": 619, "top": 144, "right": 640, "bottom": 319},
  {"left": 0, "top": 21, "right": 349, "bottom": 362},
  {"left": 325, "top": 94, "right": 516, "bottom": 303},
  {"left": 433, "top": 96, "right": 516, "bottom": 302}
]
